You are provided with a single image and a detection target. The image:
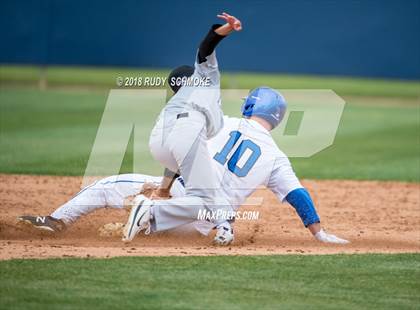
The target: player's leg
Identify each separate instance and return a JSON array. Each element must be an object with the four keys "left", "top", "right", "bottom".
[
  {"left": 167, "top": 110, "right": 232, "bottom": 220},
  {"left": 153, "top": 110, "right": 226, "bottom": 202},
  {"left": 51, "top": 174, "right": 157, "bottom": 224},
  {"left": 124, "top": 112, "right": 232, "bottom": 240},
  {"left": 50, "top": 180, "right": 107, "bottom": 225},
  {"left": 149, "top": 111, "right": 179, "bottom": 173},
  {"left": 17, "top": 179, "right": 105, "bottom": 232},
  {"left": 145, "top": 111, "right": 209, "bottom": 232},
  {"left": 18, "top": 174, "right": 161, "bottom": 232}
]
